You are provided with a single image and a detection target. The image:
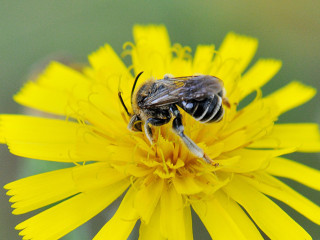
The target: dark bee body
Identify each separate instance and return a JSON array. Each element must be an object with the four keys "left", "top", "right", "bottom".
[
  {"left": 120, "top": 73, "right": 229, "bottom": 165},
  {"left": 135, "top": 81, "right": 171, "bottom": 120},
  {"left": 178, "top": 95, "right": 224, "bottom": 123},
  {"left": 134, "top": 75, "right": 225, "bottom": 124}
]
